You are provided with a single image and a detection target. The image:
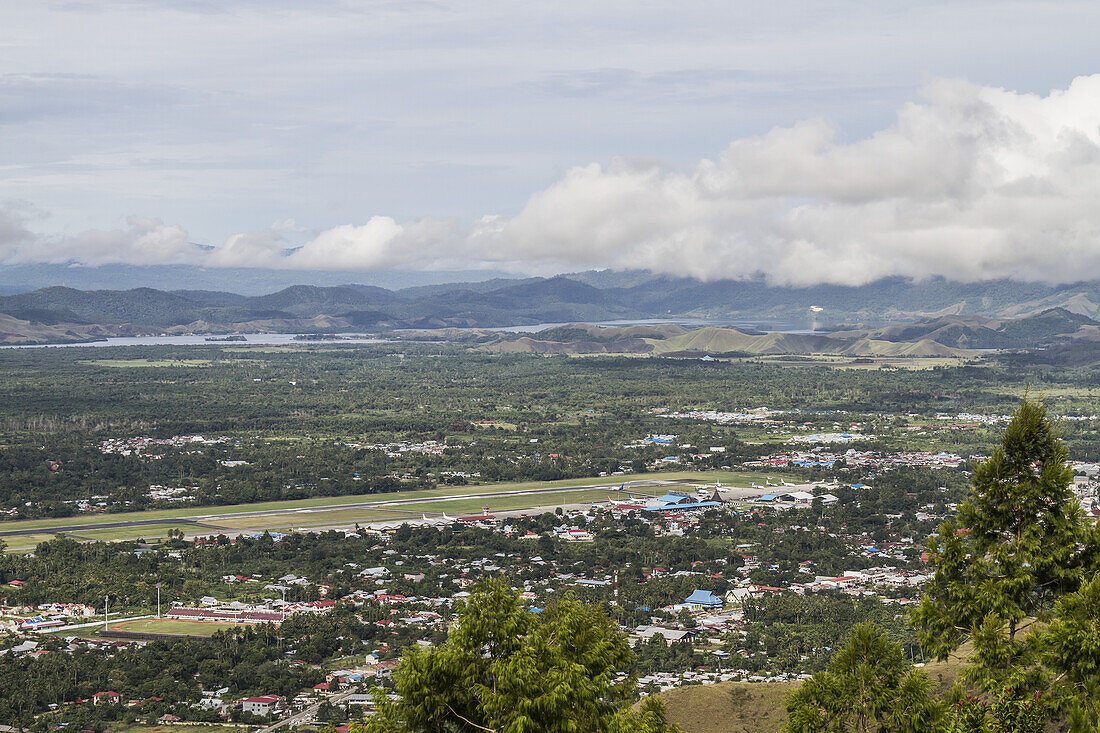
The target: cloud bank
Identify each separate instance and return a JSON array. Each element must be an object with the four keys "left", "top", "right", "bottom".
[{"left": 5, "top": 75, "right": 1100, "bottom": 286}]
